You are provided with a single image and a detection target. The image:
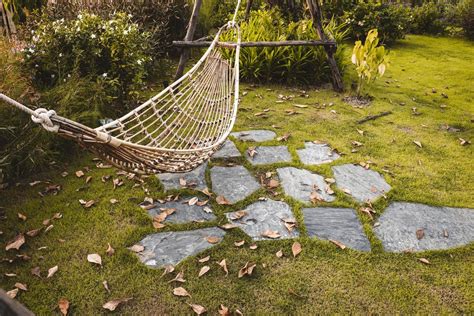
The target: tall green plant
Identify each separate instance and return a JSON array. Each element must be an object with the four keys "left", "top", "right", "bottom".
[{"left": 351, "top": 29, "right": 389, "bottom": 96}]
